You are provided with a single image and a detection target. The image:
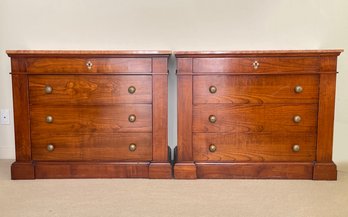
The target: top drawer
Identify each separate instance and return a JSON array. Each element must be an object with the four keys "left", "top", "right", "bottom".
[
  {"left": 193, "top": 57, "right": 319, "bottom": 74},
  {"left": 26, "top": 58, "right": 152, "bottom": 74}
]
